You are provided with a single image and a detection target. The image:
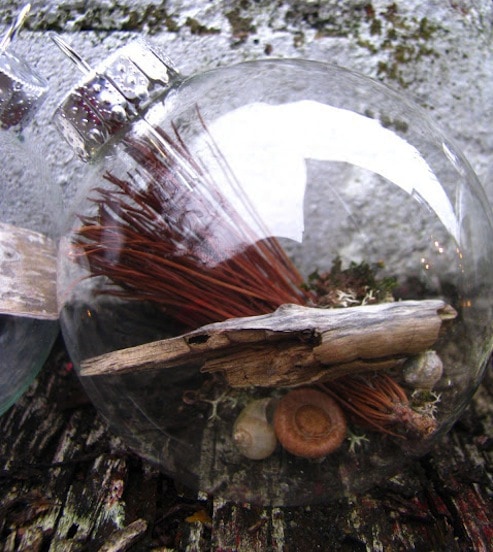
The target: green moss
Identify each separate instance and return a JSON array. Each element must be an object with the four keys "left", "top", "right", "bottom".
[
  {"left": 21, "top": 3, "right": 179, "bottom": 34},
  {"left": 164, "top": 16, "right": 180, "bottom": 34},
  {"left": 356, "top": 38, "right": 378, "bottom": 54},
  {"left": 226, "top": 8, "right": 256, "bottom": 43},
  {"left": 281, "top": 2, "right": 442, "bottom": 87},
  {"left": 304, "top": 257, "right": 398, "bottom": 308},
  {"left": 315, "top": 25, "right": 350, "bottom": 39},
  {"left": 418, "top": 17, "right": 439, "bottom": 40},
  {"left": 380, "top": 114, "right": 409, "bottom": 133},
  {"left": 382, "top": 3, "right": 399, "bottom": 24},
  {"left": 284, "top": 3, "right": 365, "bottom": 40},
  {"left": 358, "top": 4, "right": 442, "bottom": 86},
  {"left": 185, "top": 17, "right": 220, "bottom": 36},
  {"left": 369, "top": 18, "right": 382, "bottom": 36},
  {"left": 293, "top": 32, "right": 305, "bottom": 48},
  {"left": 394, "top": 43, "right": 416, "bottom": 64},
  {"left": 385, "top": 27, "right": 398, "bottom": 42},
  {"left": 15, "top": 0, "right": 444, "bottom": 67}
]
